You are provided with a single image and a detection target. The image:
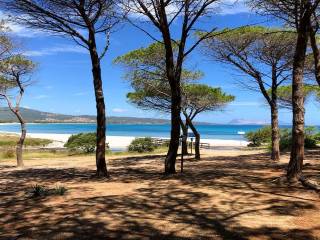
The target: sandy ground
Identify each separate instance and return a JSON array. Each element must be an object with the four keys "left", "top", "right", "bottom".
[
  {"left": 0, "top": 149, "right": 319, "bottom": 239},
  {"left": 0, "top": 131, "right": 249, "bottom": 150}
]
